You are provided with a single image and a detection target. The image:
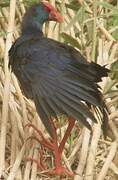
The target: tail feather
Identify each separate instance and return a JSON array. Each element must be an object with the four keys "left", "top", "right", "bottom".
[{"left": 89, "top": 63, "right": 110, "bottom": 82}]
